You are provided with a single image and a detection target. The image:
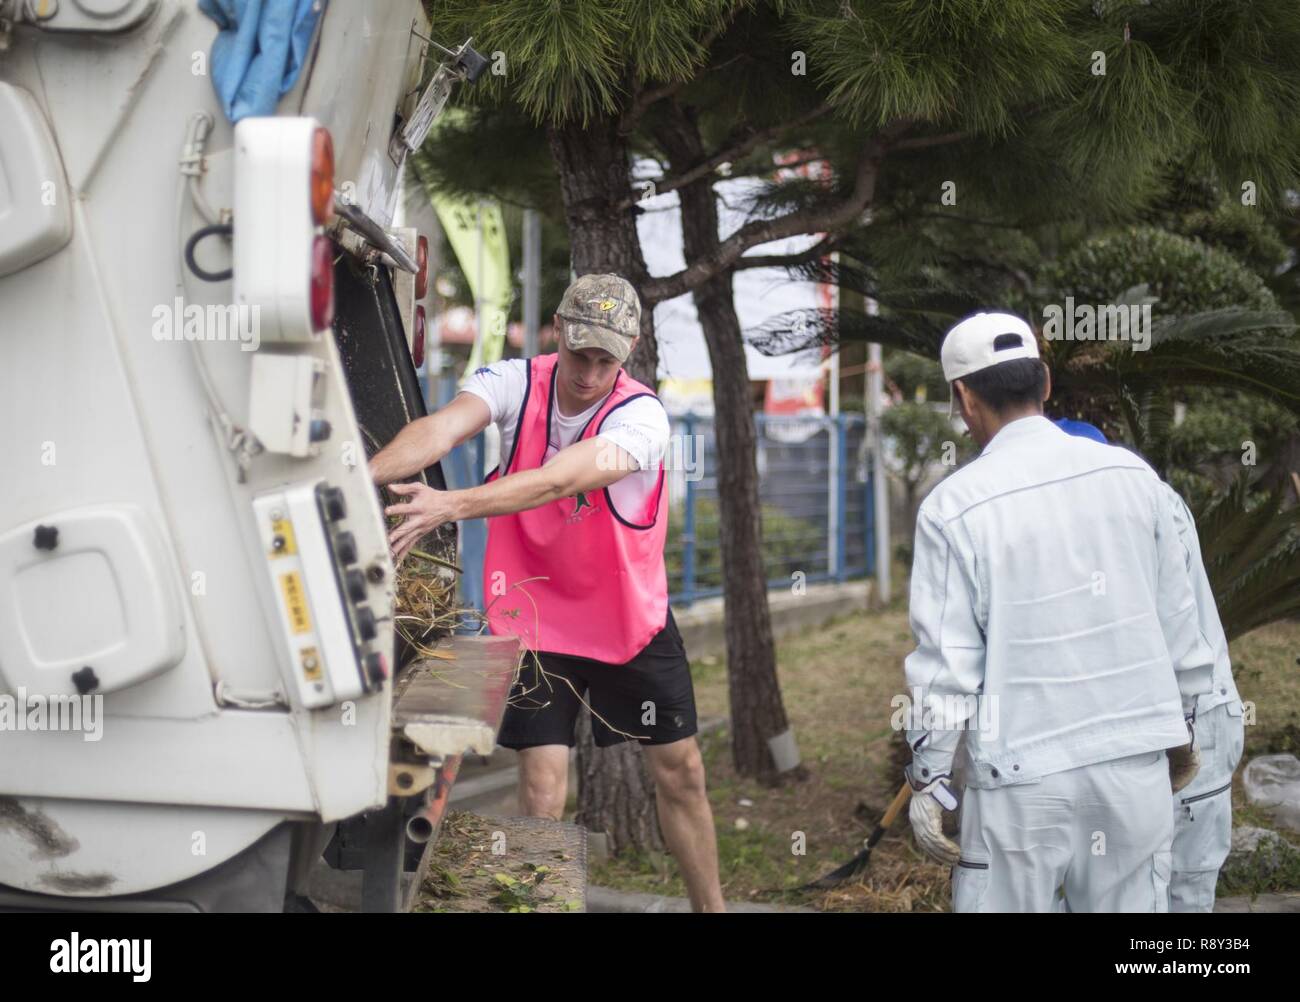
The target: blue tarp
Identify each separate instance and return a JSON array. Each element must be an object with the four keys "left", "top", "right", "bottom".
[{"left": 199, "top": 0, "right": 326, "bottom": 123}]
